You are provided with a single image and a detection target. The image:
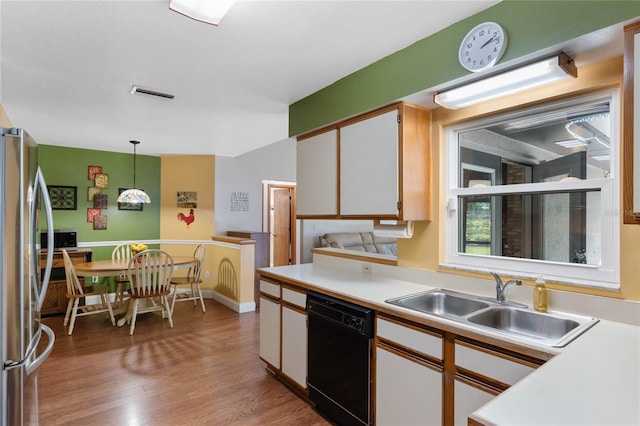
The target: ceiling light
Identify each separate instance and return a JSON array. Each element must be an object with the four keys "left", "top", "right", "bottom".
[
  {"left": 590, "top": 154, "right": 611, "bottom": 161},
  {"left": 129, "top": 85, "right": 174, "bottom": 100},
  {"left": 434, "top": 52, "right": 577, "bottom": 109},
  {"left": 117, "top": 141, "right": 151, "bottom": 204},
  {"left": 565, "top": 114, "right": 611, "bottom": 148},
  {"left": 554, "top": 139, "right": 589, "bottom": 148},
  {"left": 169, "top": 0, "right": 236, "bottom": 26}
]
